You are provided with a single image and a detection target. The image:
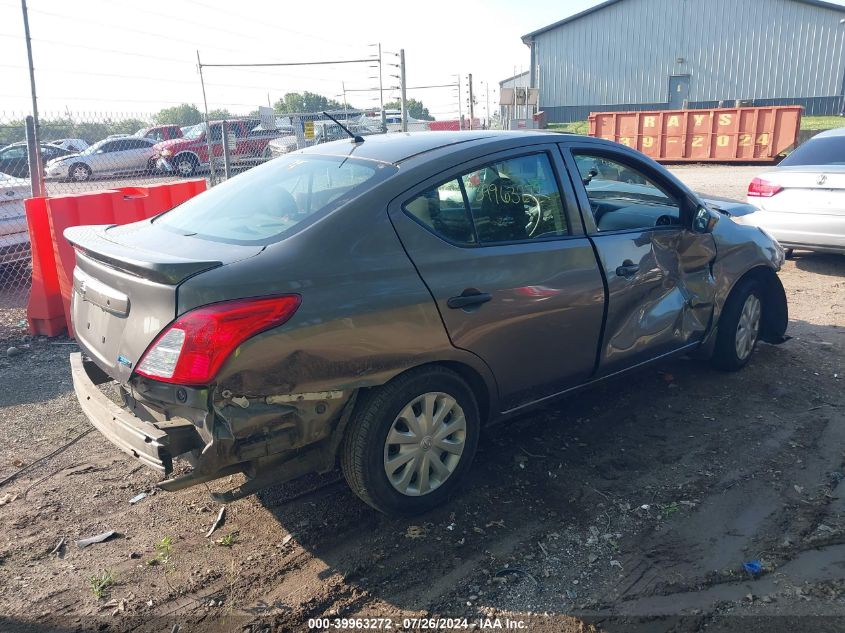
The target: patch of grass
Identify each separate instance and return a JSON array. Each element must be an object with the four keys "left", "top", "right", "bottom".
[
  {"left": 148, "top": 535, "right": 173, "bottom": 566},
  {"left": 548, "top": 120, "right": 589, "bottom": 135},
  {"left": 89, "top": 570, "right": 114, "bottom": 599},
  {"left": 659, "top": 501, "right": 681, "bottom": 519},
  {"left": 217, "top": 531, "right": 239, "bottom": 547},
  {"left": 801, "top": 115, "right": 843, "bottom": 132}
]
